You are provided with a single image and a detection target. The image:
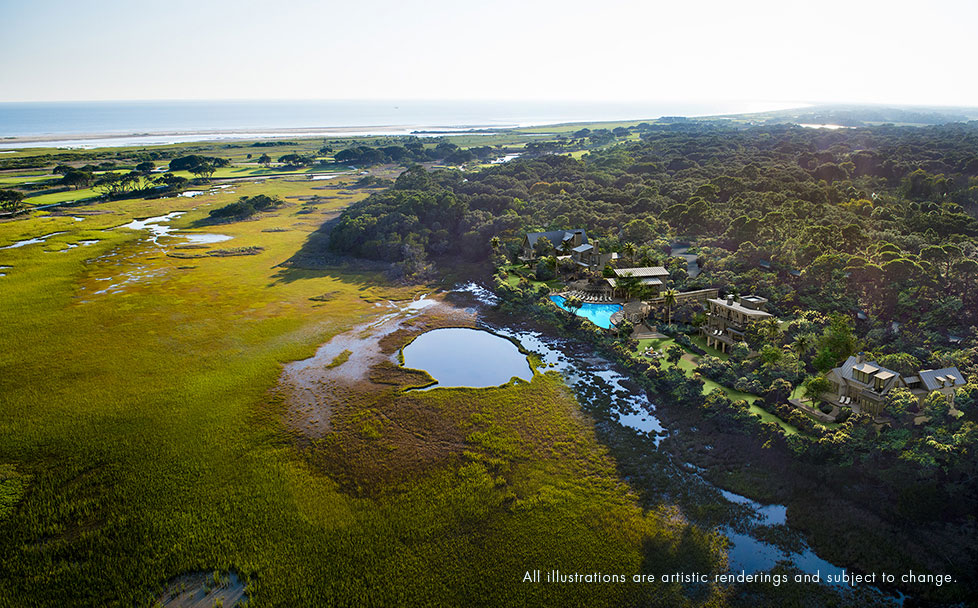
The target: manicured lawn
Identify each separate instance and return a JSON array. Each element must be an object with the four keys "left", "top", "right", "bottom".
[{"left": 689, "top": 334, "right": 729, "bottom": 360}]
